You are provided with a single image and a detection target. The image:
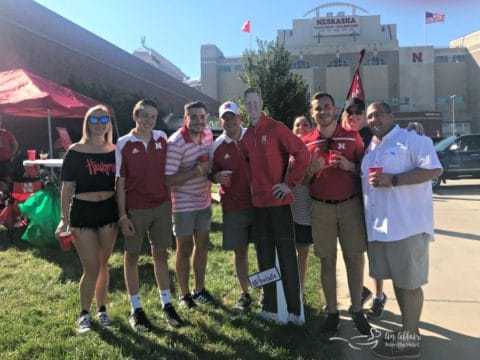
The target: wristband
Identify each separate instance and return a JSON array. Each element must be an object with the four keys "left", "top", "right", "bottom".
[
  {"left": 118, "top": 214, "right": 128, "bottom": 223},
  {"left": 197, "top": 165, "right": 204, "bottom": 176},
  {"left": 306, "top": 168, "right": 314, "bottom": 177}
]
